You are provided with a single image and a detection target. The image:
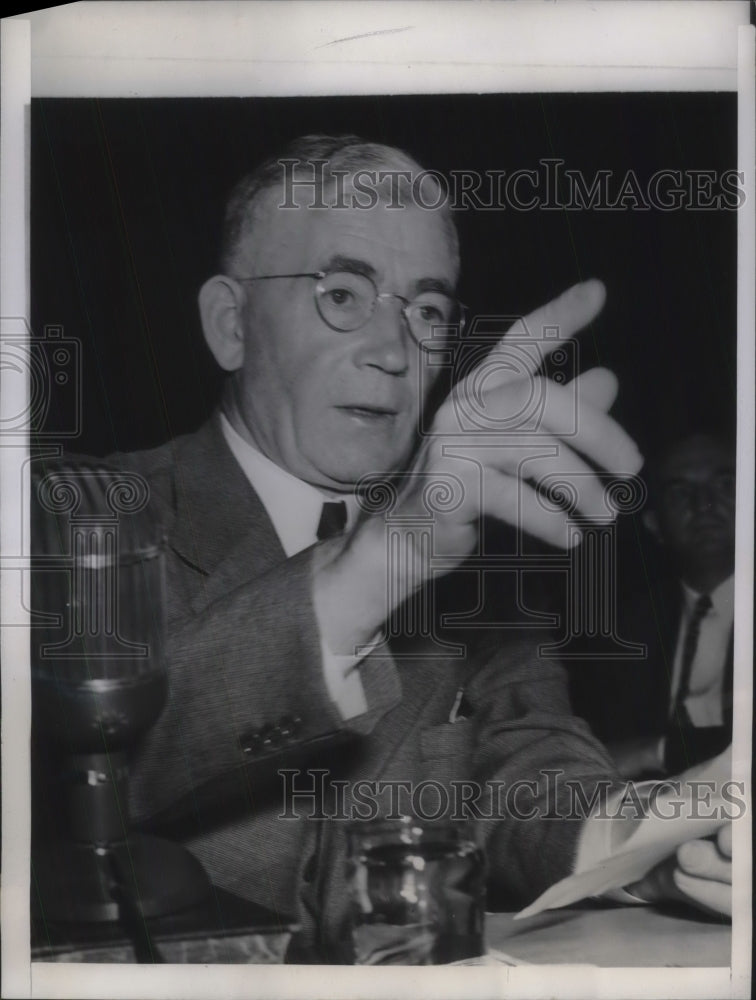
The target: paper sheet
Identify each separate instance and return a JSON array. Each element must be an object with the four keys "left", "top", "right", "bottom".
[{"left": 516, "top": 750, "right": 732, "bottom": 920}]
